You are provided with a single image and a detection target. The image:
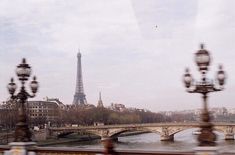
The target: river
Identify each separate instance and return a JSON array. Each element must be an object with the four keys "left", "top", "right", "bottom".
[{"left": 52, "top": 129, "right": 235, "bottom": 151}]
